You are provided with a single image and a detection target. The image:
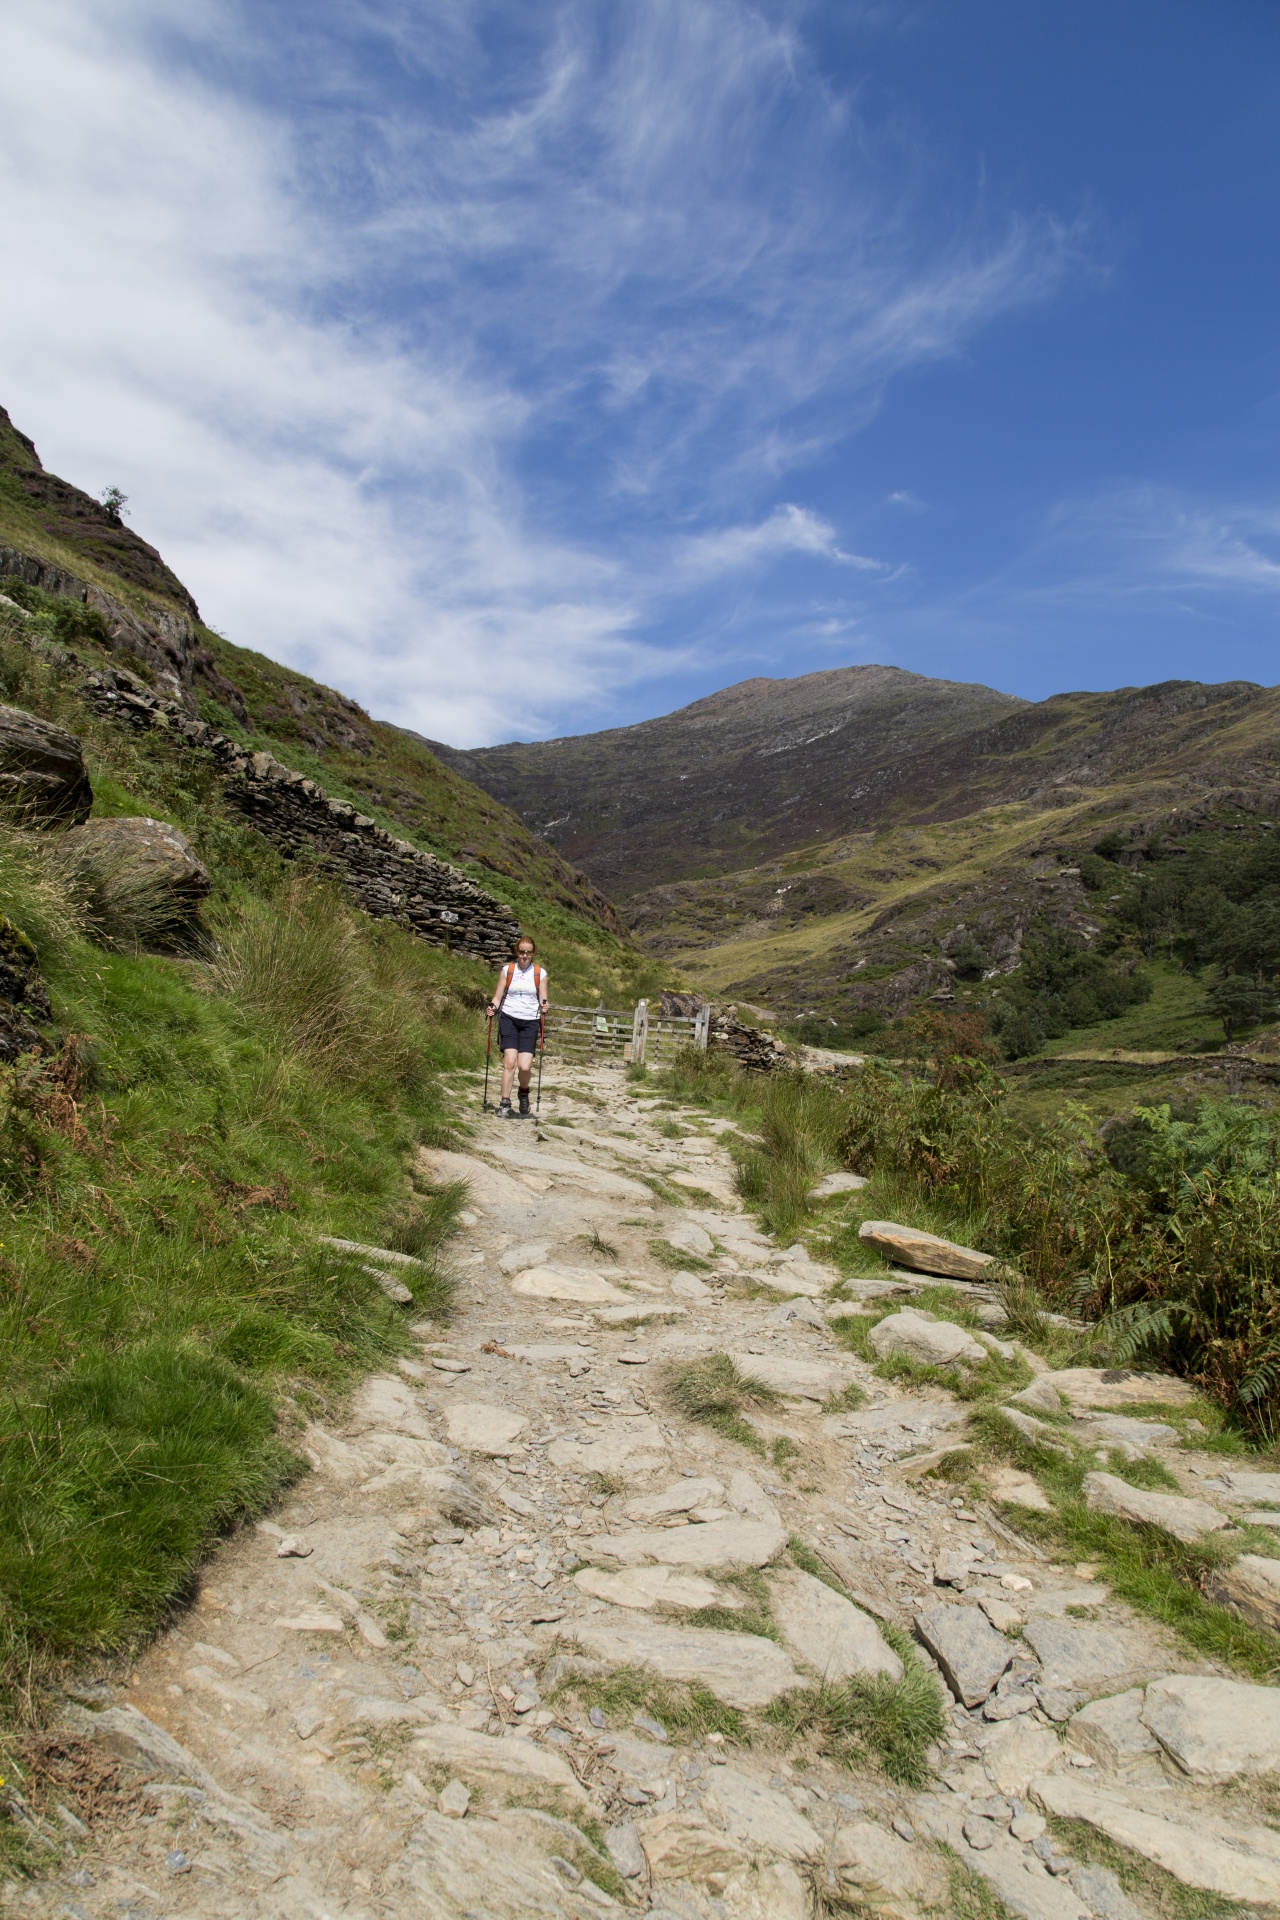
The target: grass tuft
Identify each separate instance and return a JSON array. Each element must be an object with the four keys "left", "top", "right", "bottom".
[{"left": 663, "top": 1353, "right": 776, "bottom": 1451}]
